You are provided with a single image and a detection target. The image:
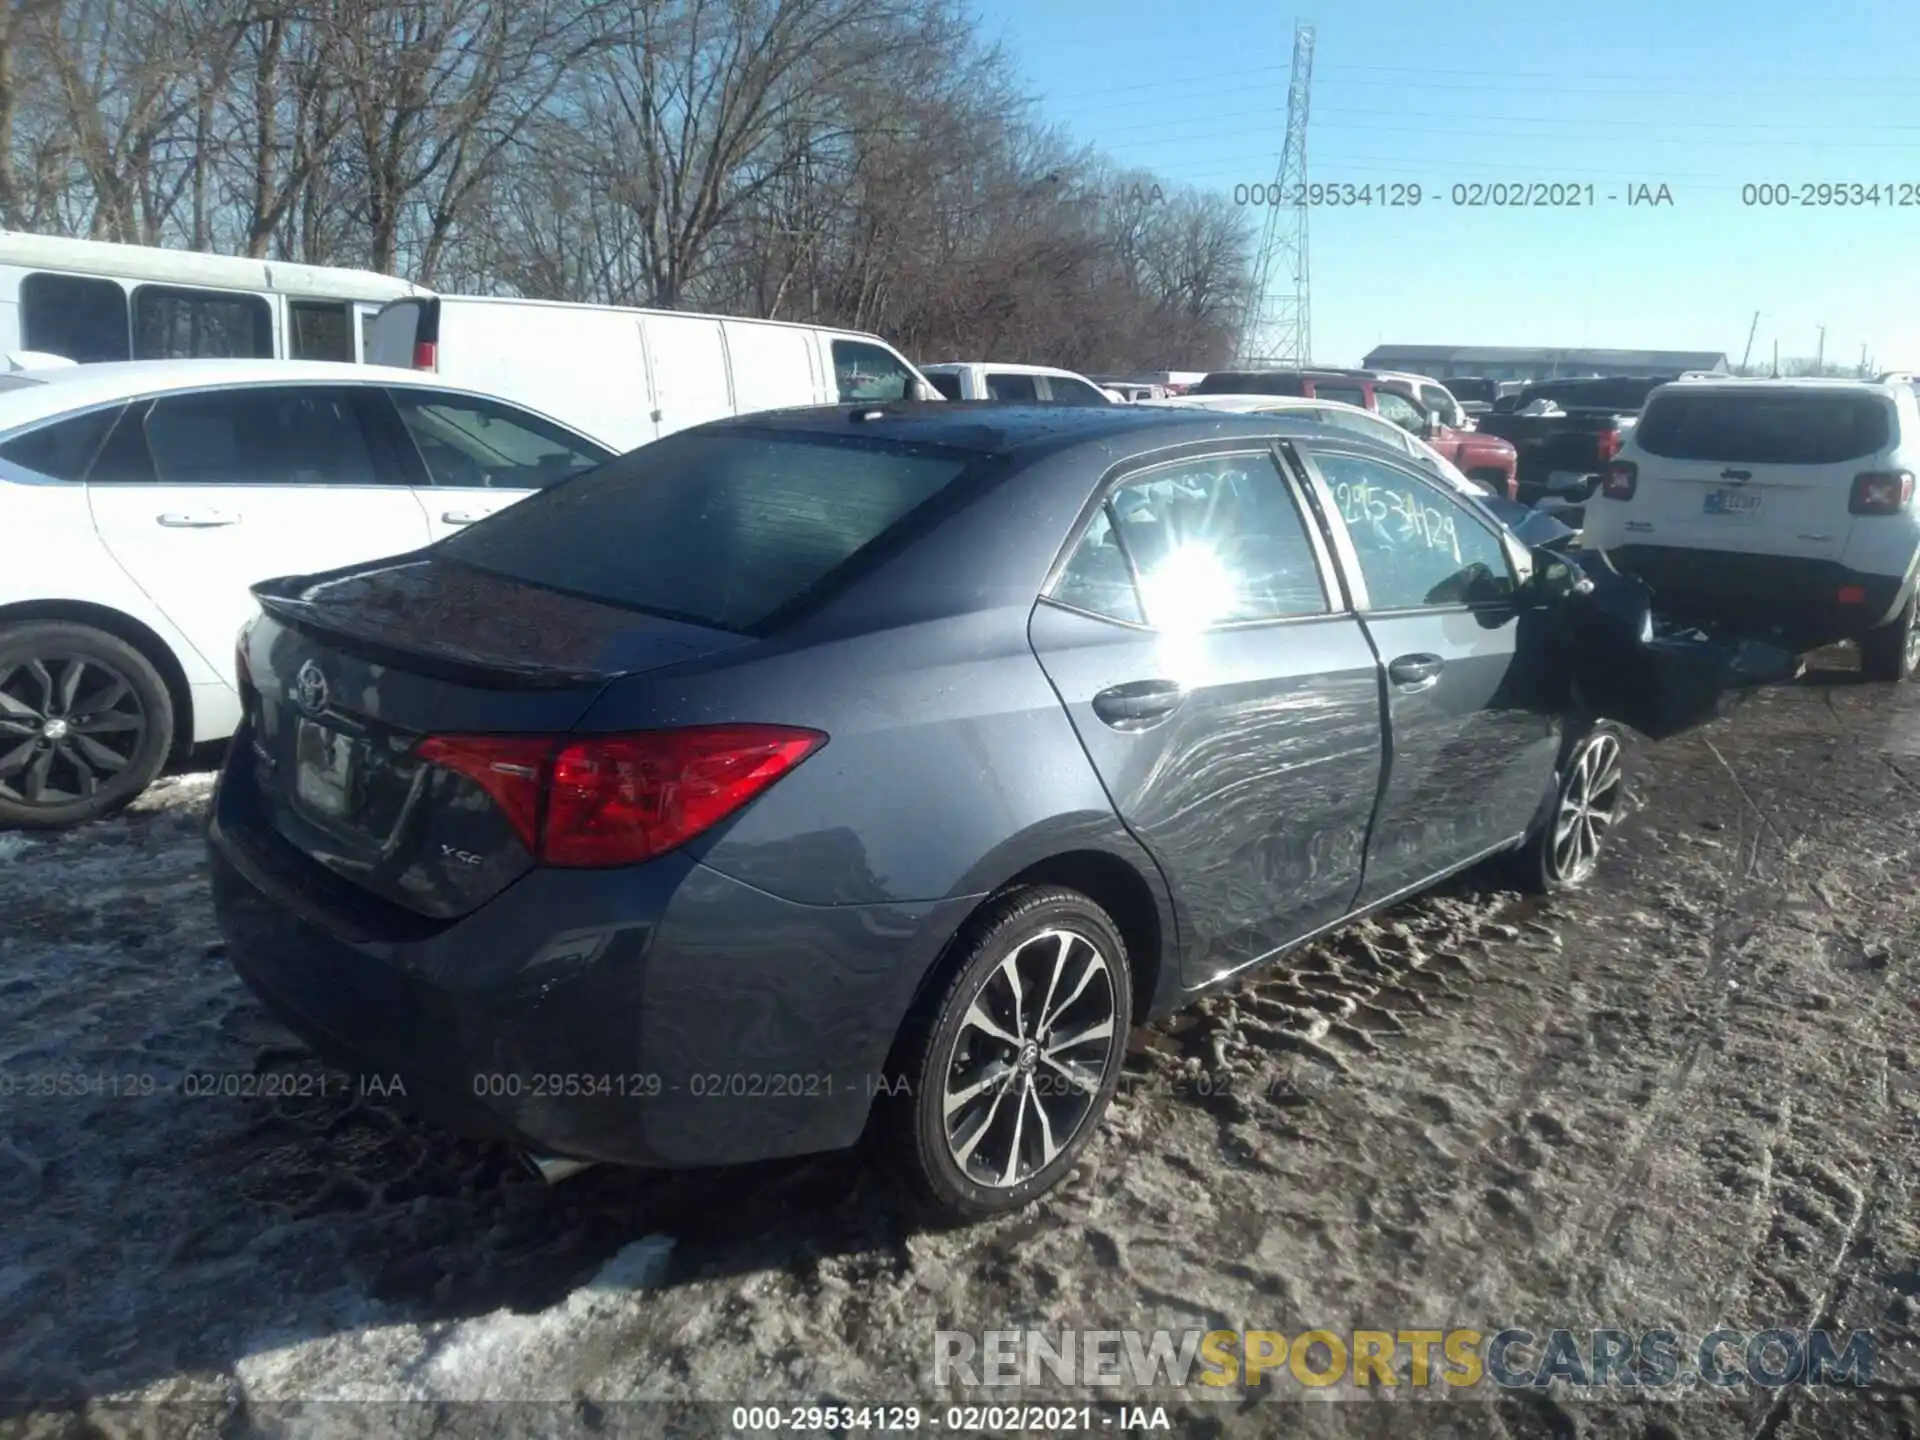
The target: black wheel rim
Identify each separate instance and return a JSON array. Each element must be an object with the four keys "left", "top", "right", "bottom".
[
  {"left": 941, "top": 928, "right": 1120, "bottom": 1189},
  {"left": 0, "top": 654, "right": 147, "bottom": 808},
  {"left": 1549, "top": 732, "right": 1623, "bottom": 884}
]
